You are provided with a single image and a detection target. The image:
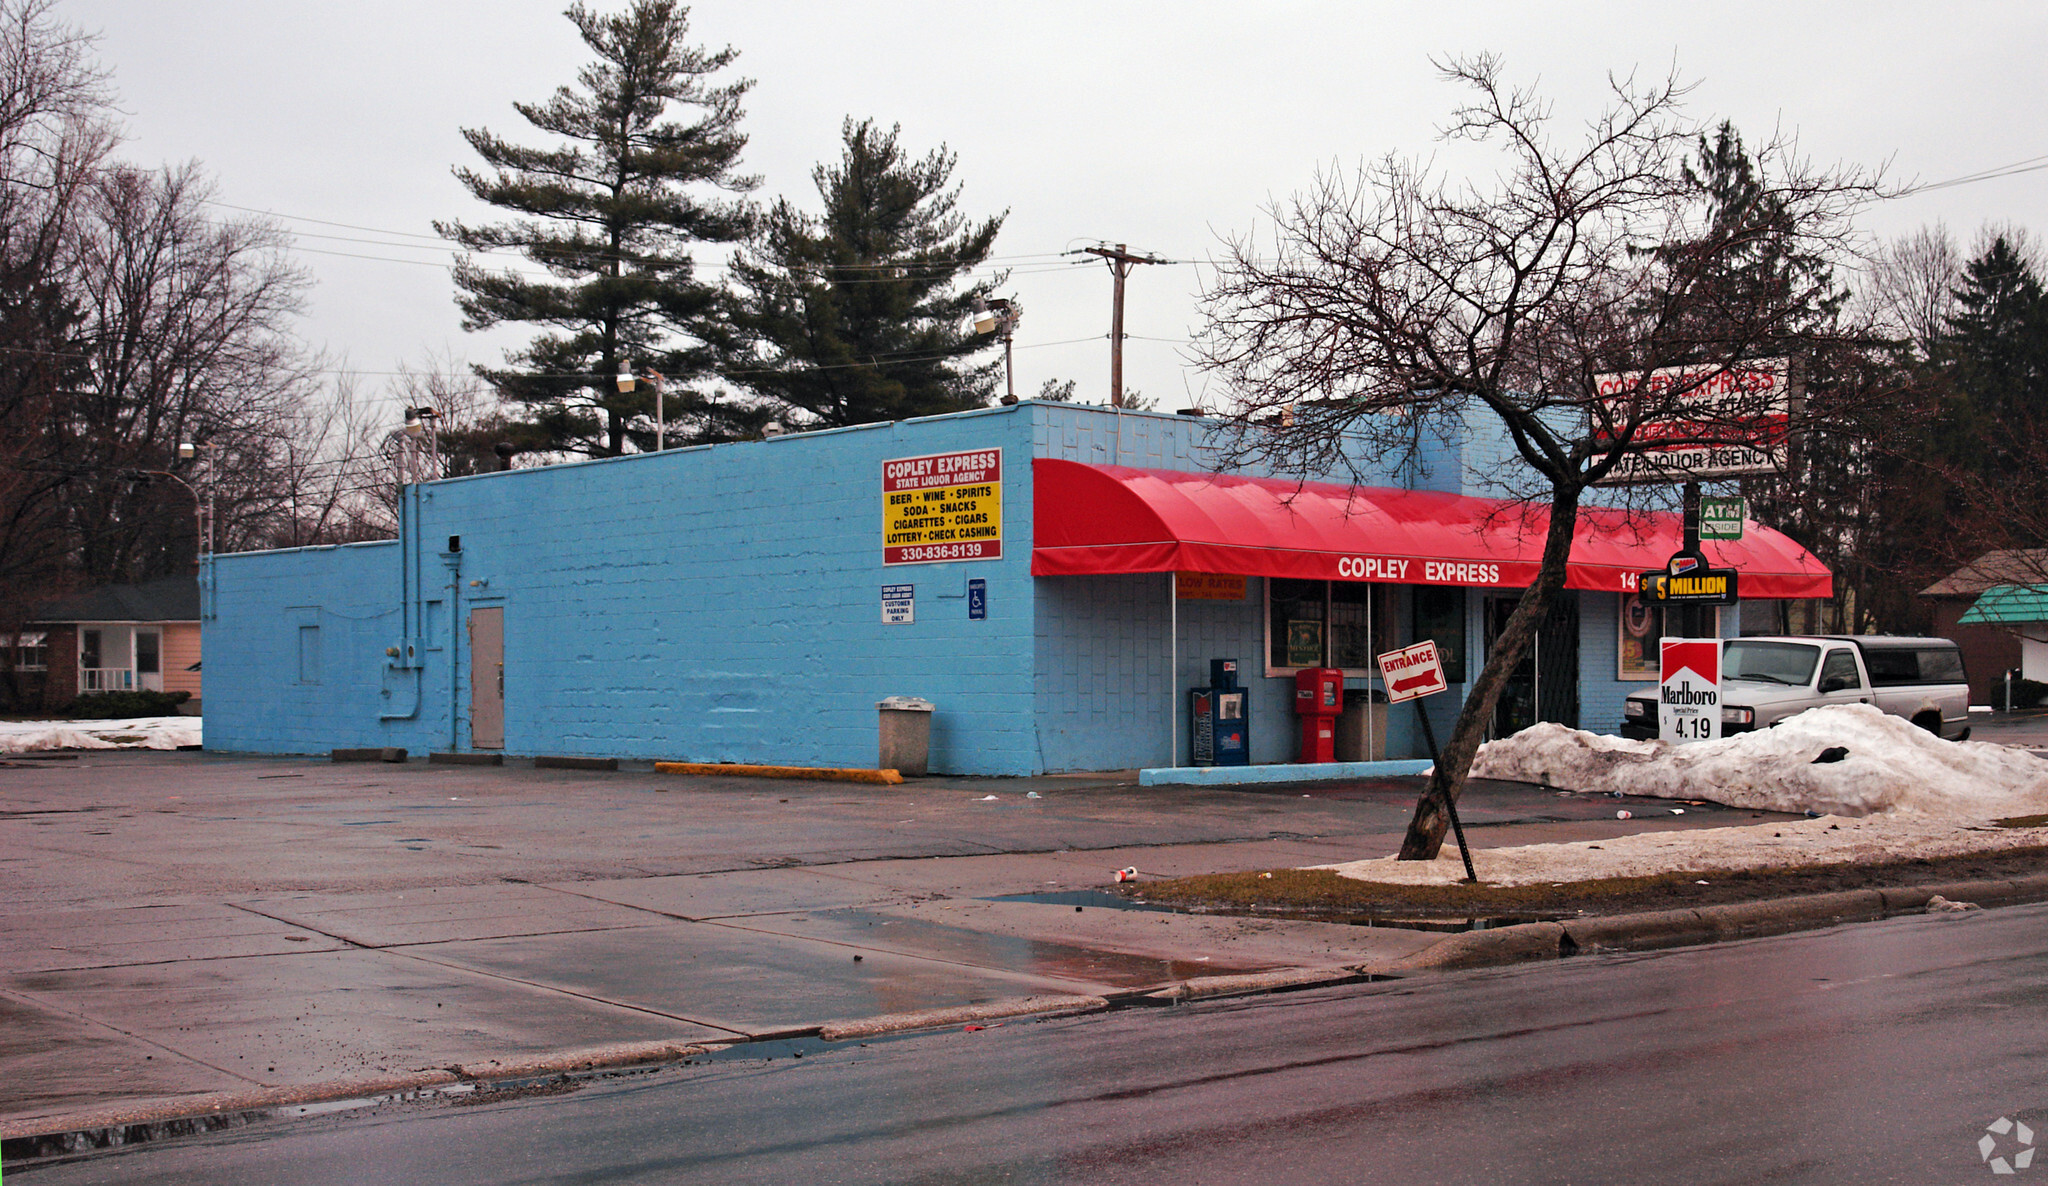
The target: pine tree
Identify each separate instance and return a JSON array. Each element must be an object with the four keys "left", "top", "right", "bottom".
[
  {"left": 1936, "top": 236, "right": 2048, "bottom": 474},
  {"left": 437, "top": 1, "right": 757, "bottom": 457},
  {"left": 725, "top": 118, "right": 1005, "bottom": 428}
]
